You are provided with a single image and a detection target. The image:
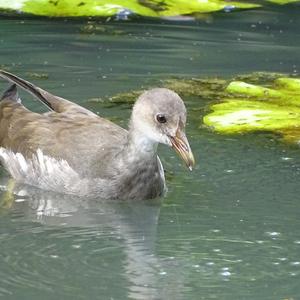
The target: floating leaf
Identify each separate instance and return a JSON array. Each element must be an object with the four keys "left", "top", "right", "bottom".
[
  {"left": 204, "top": 99, "right": 300, "bottom": 133},
  {"left": 0, "top": 0, "right": 261, "bottom": 18},
  {"left": 267, "top": 0, "right": 300, "bottom": 4},
  {"left": 275, "top": 78, "right": 300, "bottom": 91},
  {"left": 203, "top": 76, "right": 300, "bottom": 144}
]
